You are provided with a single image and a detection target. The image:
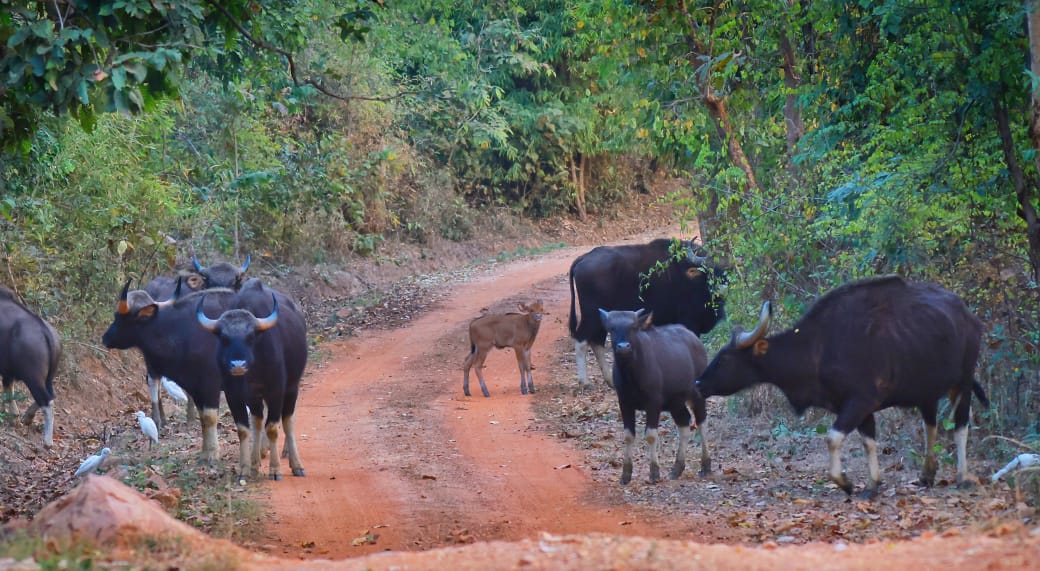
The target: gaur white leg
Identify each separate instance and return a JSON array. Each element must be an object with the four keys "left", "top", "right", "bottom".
[
  {"left": 575, "top": 340, "right": 590, "bottom": 385},
  {"left": 621, "top": 428, "right": 635, "bottom": 484},
  {"left": 954, "top": 426, "right": 977, "bottom": 487},
  {"left": 671, "top": 425, "right": 690, "bottom": 480},
  {"left": 236, "top": 424, "right": 252, "bottom": 483},
  {"left": 266, "top": 423, "right": 282, "bottom": 480},
  {"left": 591, "top": 343, "right": 613, "bottom": 385},
  {"left": 282, "top": 414, "right": 306, "bottom": 476},
  {"left": 646, "top": 427, "right": 660, "bottom": 483},
  {"left": 695, "top": 421, "right": 712, "bottom": 476},
  {"left": 826, "top": 428, "right": 852, "bottom": 494},
  {"left": 147, "top": 374, "right": 166, "bottom": 429},
  {"left": 199, "top": 407, "right": 220, "bottom": 463},
  {"left": 250, "top": 414, "right": 265, "bottom": 474},
  {"left": 41, "top": 404, "right": 53, "bottom": 448},
  {"left": 922, "top": 422, "right": 939, "bottom": 486},
  {"left": 862, "top": 436, "right": 880, "bottom": 498}
]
